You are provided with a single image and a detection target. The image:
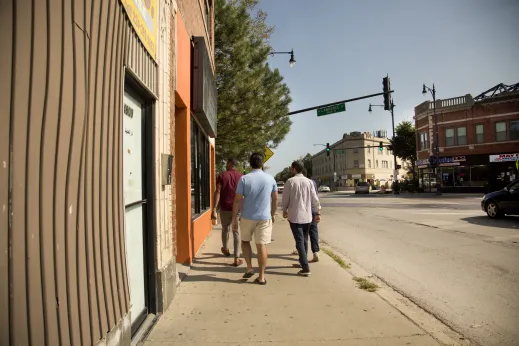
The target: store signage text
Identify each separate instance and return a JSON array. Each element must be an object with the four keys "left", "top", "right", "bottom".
[
  {"left": 489, "top": 153, "right": 519, "bottom": 163},
  {"left": 120, "top": 0, "right": 157, "bottom": 59}
]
